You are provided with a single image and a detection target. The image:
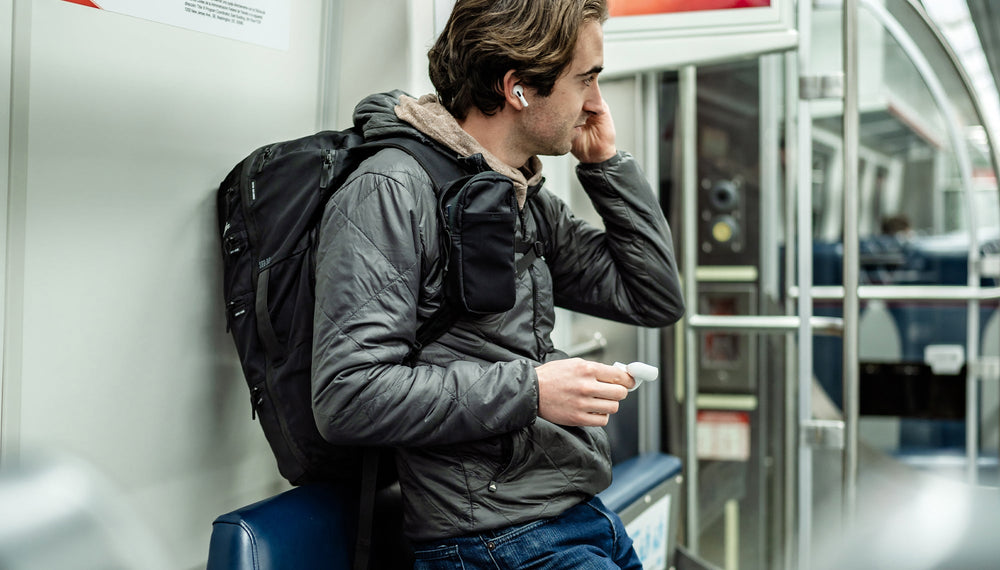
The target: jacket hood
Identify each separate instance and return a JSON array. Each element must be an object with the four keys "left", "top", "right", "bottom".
[
  {"left": 353, "top": 91, "right": 543, "bottom": 208},
  {"left": 352, "top": 90, "right": 420, "bottom": 141}
]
